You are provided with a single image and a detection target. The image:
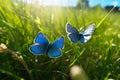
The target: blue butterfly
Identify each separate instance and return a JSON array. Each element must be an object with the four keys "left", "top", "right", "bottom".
[
  {"left": 29, "top": 32, "right": 64, "bottom": 58},
  {"left": 66, "top": 23, "right": 95, "bottom": 43}
]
